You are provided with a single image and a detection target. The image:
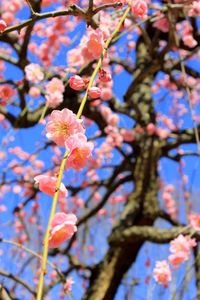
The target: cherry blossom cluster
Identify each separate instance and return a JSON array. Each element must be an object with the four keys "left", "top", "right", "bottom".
[
  {"left": 177, "top": 20, "right": 198, "bottom": 48},
  {"left": 153, "top": 234, "right": 197, "bottom": 287},
  {"left": 69, "top": 67, "right": 112, "bottom": 101},
  {"left": 161, "top": 184, "right": 177, "bottom": 219},
  {"left": 32, "top": 108, "right": 93, "bottom": 249},
  {"left": 45, "top": 108, "right": 94, "bottom": 169},
  {"left": 25, "top": 63, "right": 65, "bottom": 108}
]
